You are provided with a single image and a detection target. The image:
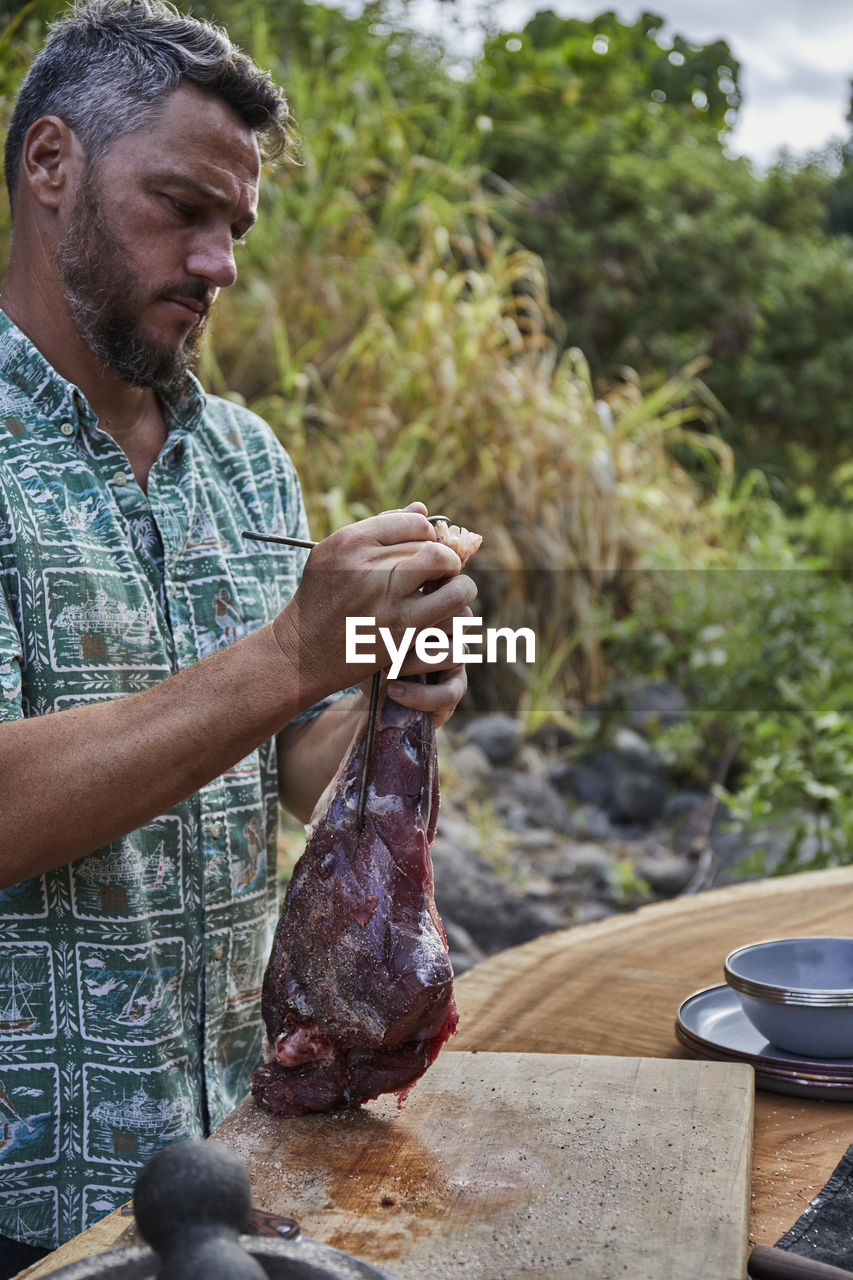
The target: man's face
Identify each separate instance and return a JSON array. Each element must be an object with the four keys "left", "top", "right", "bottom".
[{"left": 56, "top": 83, "right": 260, "bottom": 390}]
